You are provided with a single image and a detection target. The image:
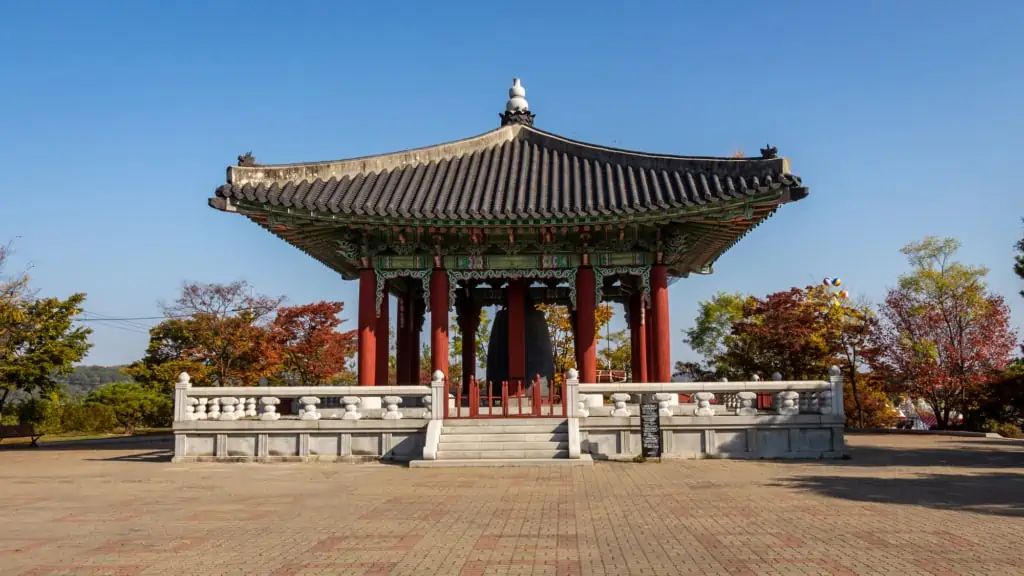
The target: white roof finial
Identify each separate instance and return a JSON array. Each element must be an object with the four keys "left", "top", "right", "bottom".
[{"left": 506, "top": 78, "right": 528, "bottom": 112}]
